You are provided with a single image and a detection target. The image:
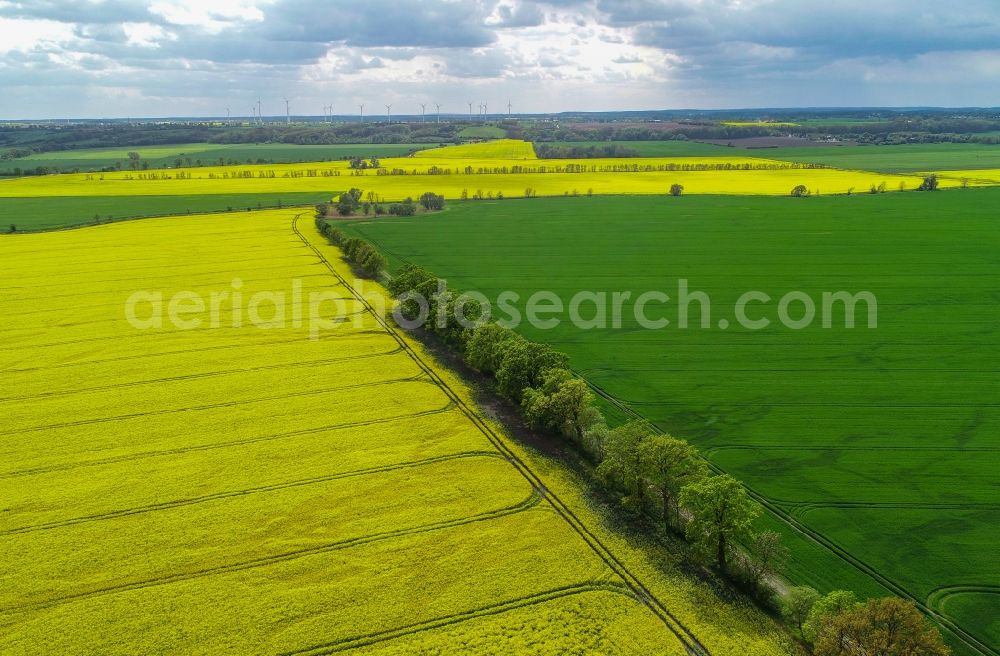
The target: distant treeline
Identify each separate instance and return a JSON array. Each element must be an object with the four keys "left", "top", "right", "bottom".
[
  {"left": 520, "top": 117, "right": 1000, "bottom": 145},
  {"left": 534, "top": 143, "right": 641, "bottom": 159}
]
